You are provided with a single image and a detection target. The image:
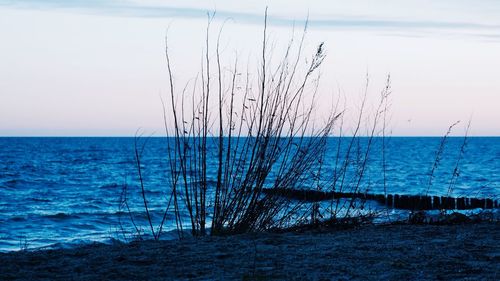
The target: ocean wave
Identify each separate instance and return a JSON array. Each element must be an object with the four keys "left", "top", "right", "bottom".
[
  {"left": 5, "top": 209, "right": 176, "bottom": 223},
  {"left": 99, "top": 183, "right": 122, "bottom": 189},
  {"left": 8, "top": 216, "right": 26, "bottom": 222},
  {"left": 1, "top": 179, "right": 32, "bottom": 188},
  {"left": 46, "top": 212, "right": 82, "bottom": 220}
]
